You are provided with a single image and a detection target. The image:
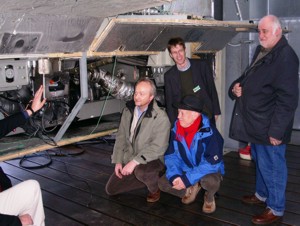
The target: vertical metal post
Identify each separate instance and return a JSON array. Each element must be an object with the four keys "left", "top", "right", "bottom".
[
  {"left": 234, "top": 0, "right": 243, "bottom": 21},
  {"left": 53, "top": 52, "right": 88, "bottom": 142}
]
